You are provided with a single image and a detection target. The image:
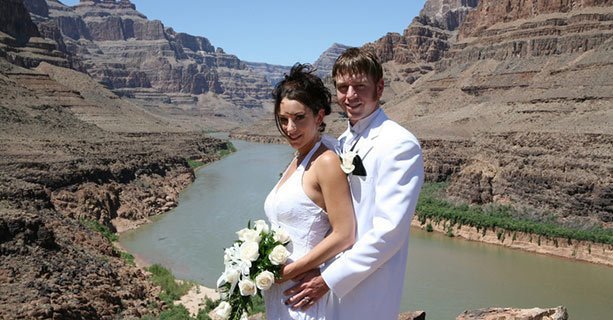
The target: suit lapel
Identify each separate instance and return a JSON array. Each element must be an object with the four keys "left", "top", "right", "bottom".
[{"left": 352, "top": 109, "right": 387, "bottom": 161}]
